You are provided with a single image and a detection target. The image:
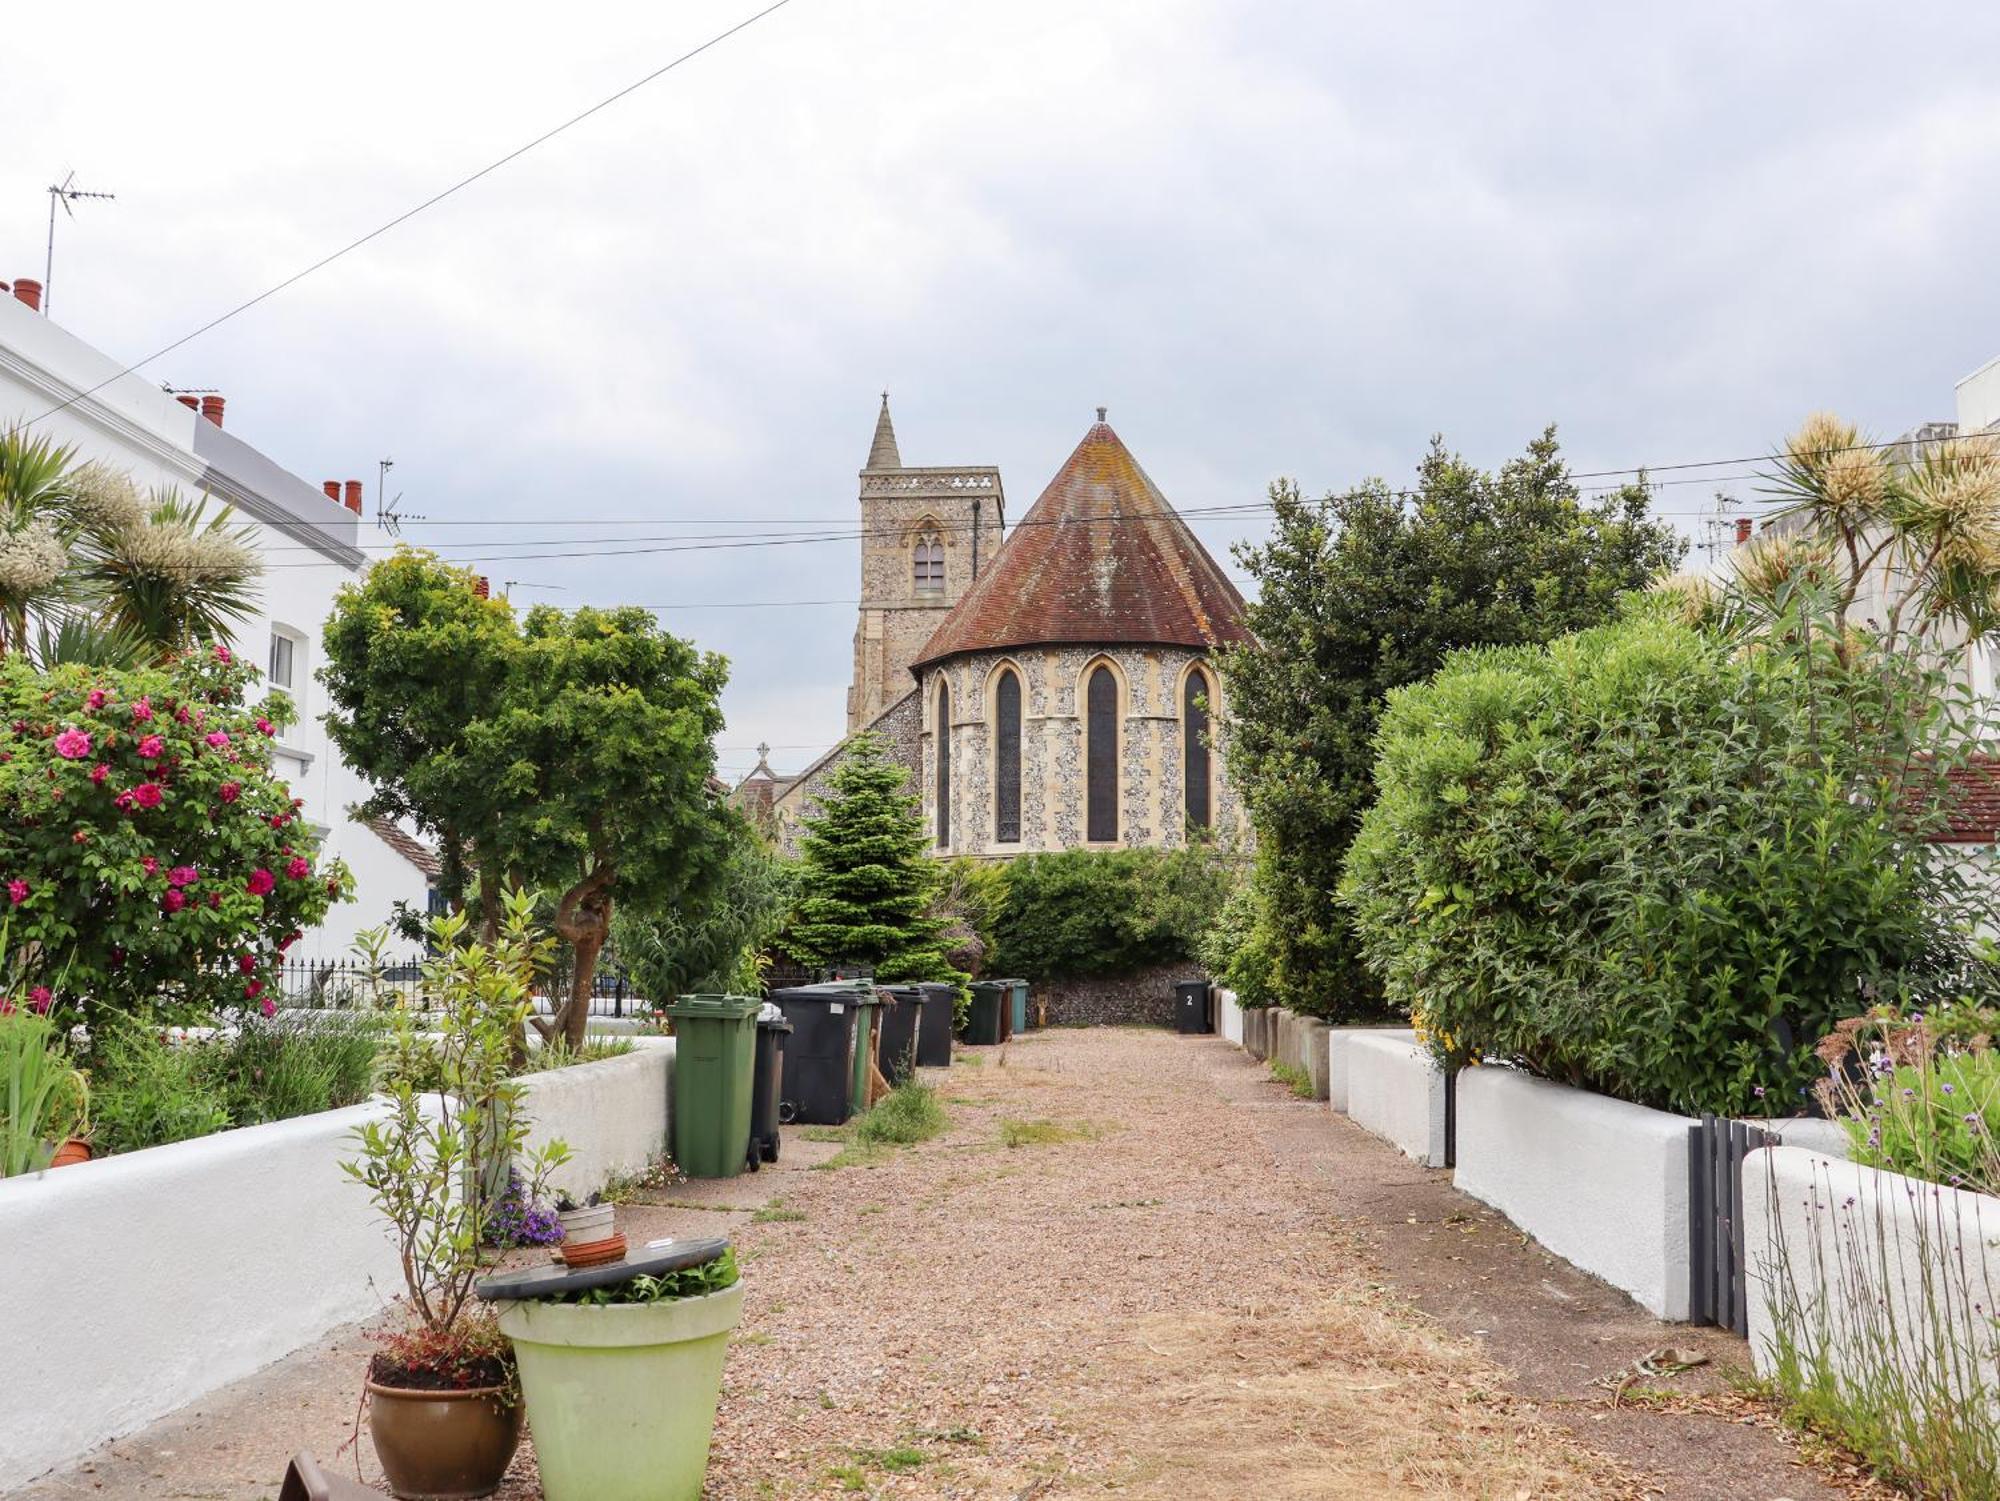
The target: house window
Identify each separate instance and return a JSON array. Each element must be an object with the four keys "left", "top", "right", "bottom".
[
  {"left": 1183, "top": 667, "right": 1213, "bottom": 831},
  {"left": 267, "top": 627, "right": 300, "bottom": 692},
  {"left": 935, "top": 679, "right": 951, "bottom": 849},
  {"left": 994, "top": 667, "right": 1021, "bottom": 843},
  {"left": 1086, "top": 664, "right": 1118, "bottom": 842},
  {"left": 914, "top": 535, "right": 945, "bottom": 593}
]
